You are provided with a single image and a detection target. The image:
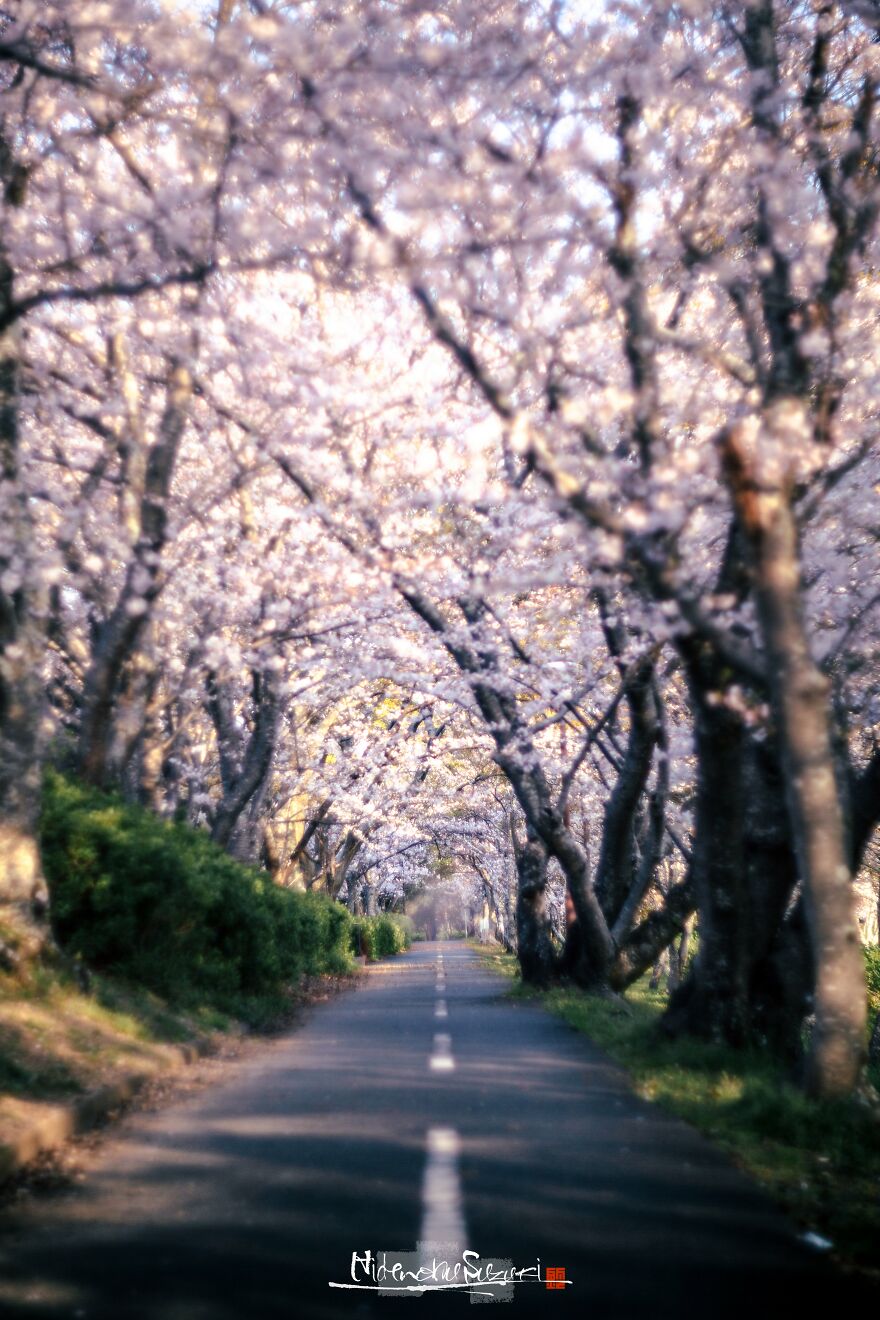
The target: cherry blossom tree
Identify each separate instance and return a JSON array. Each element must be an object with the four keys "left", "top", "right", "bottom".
[{"left": 1, "top": 1, "right": 878, "bottom": 1102}]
